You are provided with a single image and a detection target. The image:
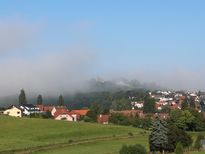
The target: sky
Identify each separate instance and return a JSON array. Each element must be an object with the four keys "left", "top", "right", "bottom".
[{"left": 0, "top": 0, "right": 205, "bottom": 96}]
